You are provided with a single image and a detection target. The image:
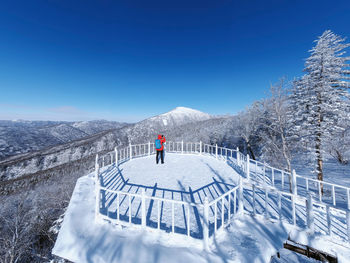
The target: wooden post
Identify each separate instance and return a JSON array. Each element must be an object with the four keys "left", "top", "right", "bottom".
[
  {"left": 306, "top": 194, "right": 314, "bottom": 233},
  {"left": 252, "top": 184, "right": 256, "bottom": 216},
  {"left": 203, "top": 197, "right": 209, "bottom": 251},
  {"left": 238, "top": 177, "right": 244, "bottom": 215},
  {"left": 318, "top": 181, "right": 322, "bottom": 202},
  {"left": 264, "top": 187, "right": 269, "bottom": 219},
  {"left": 292, "top": 170, "right": 297, "bottom": 195},
  {"left": 346, "top": 210, "right": 350, "bottom": 242},
  {"left": 114, "top": 147, "right": 118, "bottom": 165},
  {"left": 246, "top": 154, "right": 250, "bottom": 181},
  {"left": 292, "top": 195, "right": 296, "bottom": 225},
  {"left": 94, "top": 154, "right": 100, "bottom": 222},
  {"left": 141, "top": 189, "right": 146, "bottom": 228},
  {"left": 95, "top": 154, "right": 99, "bottom": 180},
  {"left": 236, "top": 147, "right": 240, "bottom": 166},
  {"left": 327, "top": 206, "right": 332, "bottom": 236},
  {"left": 332, "top": 185, "right": 336, "bottom": 206},
  {"left": 95, "top": 185, "right": 100, "bottom": 222},
  {"left": 278, "top": 192, "right": 282, "bottom": 221},
  {"left": 215, "top": 144, "right": 218, "bottom": 159}
]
